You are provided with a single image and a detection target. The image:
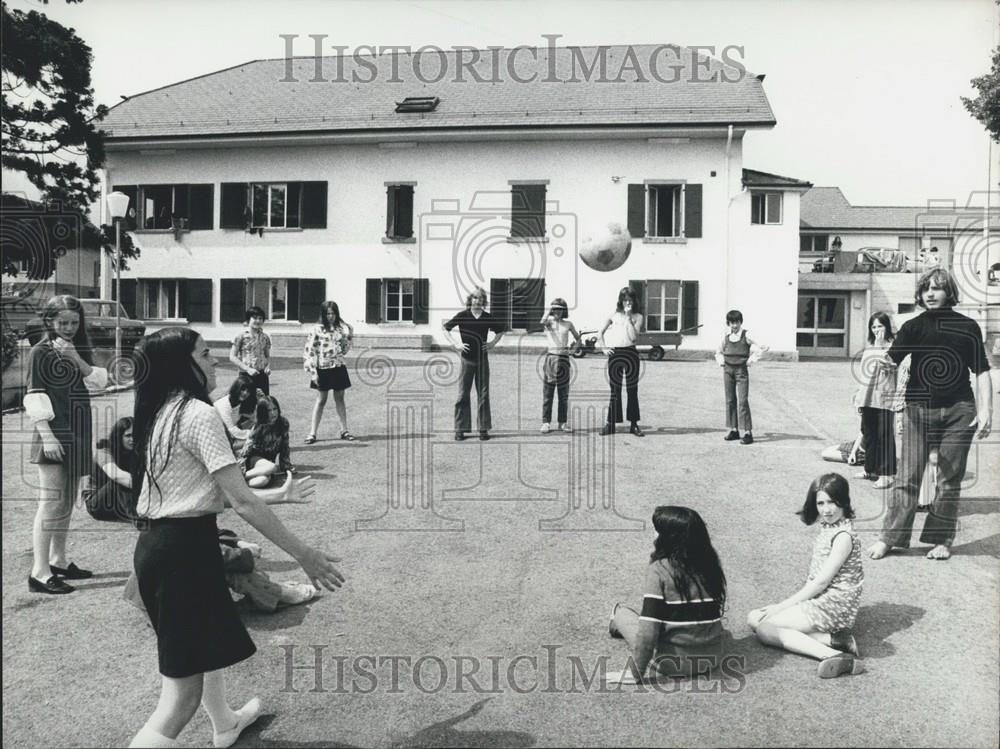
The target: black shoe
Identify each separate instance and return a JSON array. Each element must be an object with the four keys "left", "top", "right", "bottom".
[
  {"left": 600, "top": 424, "right": 615, "bottom": 436},
  {"left": 28, "top": 575, "right": 75, "bottom": 594},
  {"left": 455, "top": 432, "right": 466, "bottom": 441},
  {"left": 724, "top": 430, "right": 740, "bottom": 441},
  {"left": 830, "top": 630, "right": 859, "bottom": 656},
  {"left": 479, "top": 431, "right": 490, "bottom": 441},
  {"left": 49, "top": 562, "right": 93, "bottom": 580},
  {"left": 740, "top": 433, "right": 754, "bottom": 445},
  {"left": 629, "top": 423, "right": 645, "bottom": 437}
]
